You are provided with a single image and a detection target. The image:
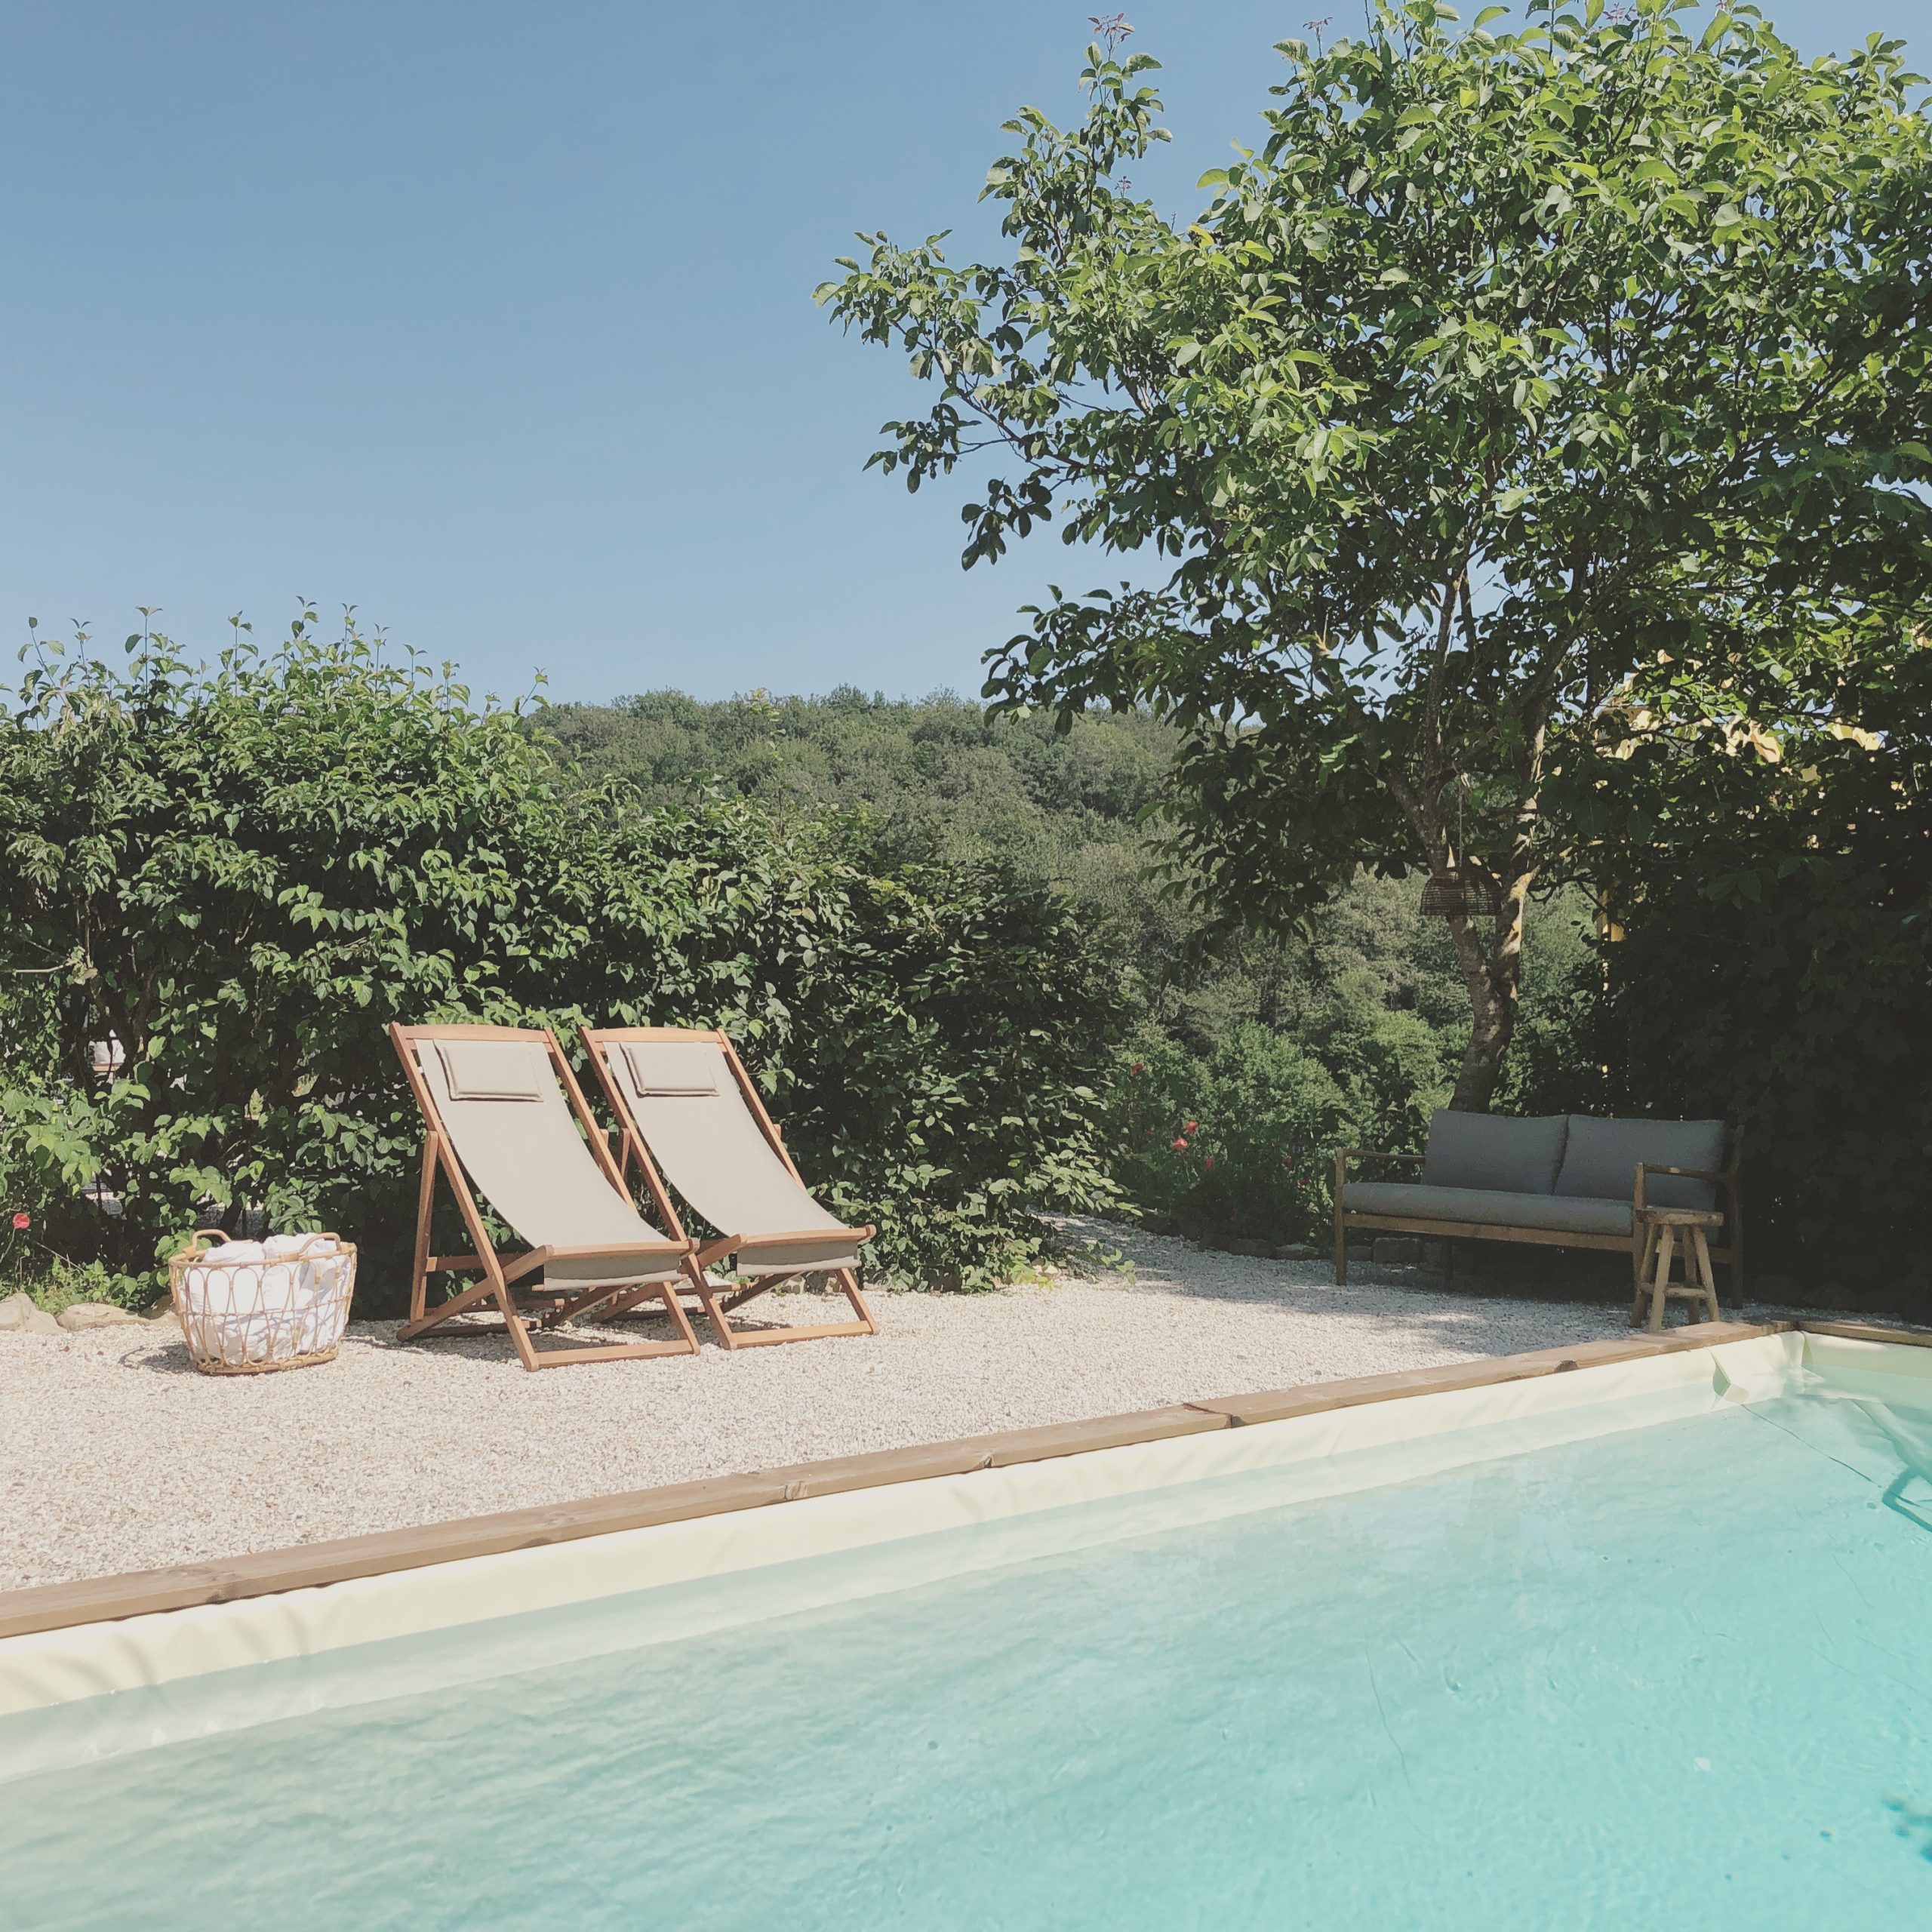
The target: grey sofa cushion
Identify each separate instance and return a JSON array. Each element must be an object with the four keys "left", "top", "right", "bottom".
[
  {"left": 1555, "top": 1116, "right": 1726, "bottom": 1211},
  {"left": 1345, "top": 1180, "right": 1632, "bottom": 1238},
  {"left": 1421, "top": 1110, "right": 1569, "bottom": 1195}
]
